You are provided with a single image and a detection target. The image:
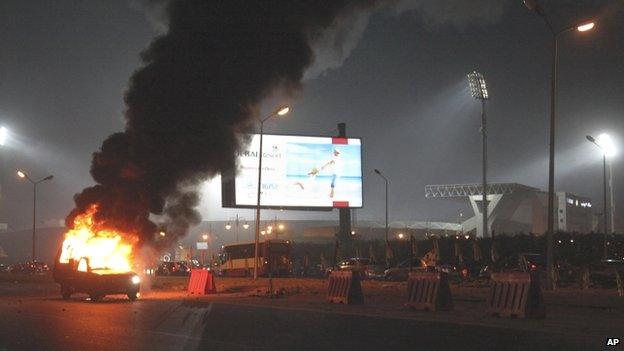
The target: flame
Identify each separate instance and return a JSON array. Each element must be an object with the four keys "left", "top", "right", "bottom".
[{"left": 59, "top": 205, "right": 138, "bottom": 275}]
